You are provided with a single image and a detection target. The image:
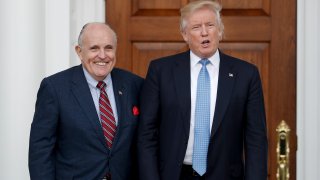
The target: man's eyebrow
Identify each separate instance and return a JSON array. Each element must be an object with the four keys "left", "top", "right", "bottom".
[
  {"left": 89, "top": 45, "right": 99, "bottom": 49},
  {"left": 105, "top": 44, "right": 114, "bottom": 49}
]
